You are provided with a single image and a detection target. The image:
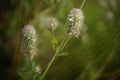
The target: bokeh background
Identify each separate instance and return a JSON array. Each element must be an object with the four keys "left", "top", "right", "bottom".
[{"left": 0, "top": 0, "right": 120, "bottom": 80}]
